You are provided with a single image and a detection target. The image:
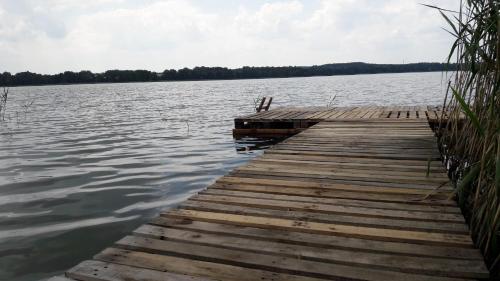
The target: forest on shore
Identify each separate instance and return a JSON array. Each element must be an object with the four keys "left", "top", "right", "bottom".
[{"left": 0, "top": 62, "right": 454, "bottom": 87}]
